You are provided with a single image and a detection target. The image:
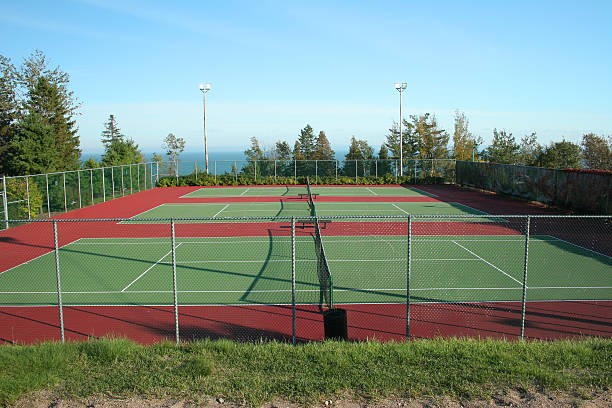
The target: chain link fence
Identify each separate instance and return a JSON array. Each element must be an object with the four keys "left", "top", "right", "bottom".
[
  {"left": 1, "top": 162, "right": 160, "bottom": 230},
  {"left": 1, "top": 215, "right": 610, "bottom": 344},
  {"left": 159, "top": 159, "right": 456, "bottom": 184}
]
